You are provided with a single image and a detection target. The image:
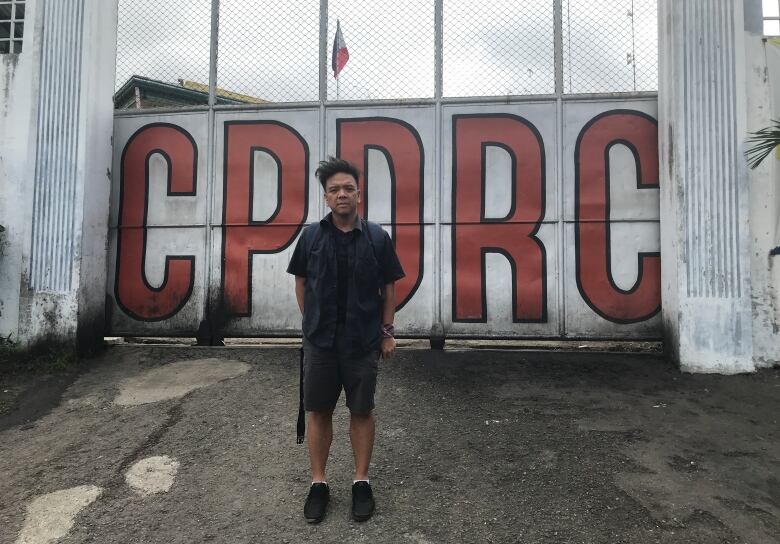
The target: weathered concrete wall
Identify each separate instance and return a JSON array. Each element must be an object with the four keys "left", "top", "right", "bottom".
[
  {"left": 659, "top": 0, "right": 767, "bottom": 373},
  {"left": 0, "top": 0, "right": 41, "bottom": 342},
  {"left": 74, "top": 0, "right": 119, "bottom": 351},
  {"left": 660, "top": 0, "right": 780, "bottom": 372},
  {"left": 748, "top": 35, "right": 780, "bottom": 369},
  {"left": 0, "top": 0, "right": 117, "bottom": 351}
]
